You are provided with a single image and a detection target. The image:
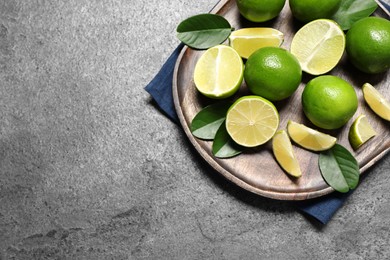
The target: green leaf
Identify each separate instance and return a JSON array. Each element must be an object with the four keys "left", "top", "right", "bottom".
[
  {"left": 212, "top": 122, "right": 242, "bottom": 158},
  {"left": 176, "top": 14, "right": 232, "bottom": 49},
  {"left": 319, "top": 144, "right": 360, "bottom": 193},
  {"left": 332, "top": 0, "right": 378, "bottom": 30},
  {"left": 190, "top": 102, "right": 231, "bottom": 140}
]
